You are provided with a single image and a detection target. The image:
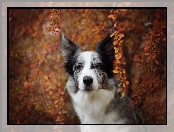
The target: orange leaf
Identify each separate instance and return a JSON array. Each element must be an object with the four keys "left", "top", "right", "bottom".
[
  {"left": 113, "top": 69, "right": 119, "bottom": 73},
  {"left": 133, "top": 55, "right": 139, "bottom": 61},
  {"left": 144, "top": 53, "right": 150, "bottom": 56},
  {"left": 37, "top": 54, "right": 41, "bottom": 60},
  {"left": 44, "top": 75, "right": 48, "bottom": 80},
  {"left": 163, "top": 37, "right": 166, "bottom": 41},
  {"left": 24, "top": 82, "right": 30, "bottom": 87},
  {"left": 123, "top": 83, "right": 126, "bottom": 88},
  {"left": 144, "top": 45, "right": 151, "bottom": 51},
  {"left": 60, "top": 92, "right": 64, "bottom": 95},
  {"left": 114, "top": 66, "right": 119, "bottom": 69},
  {"left": 30, "top": 64, "right": 36, "bottom": 68},
  {"left": 108, "top": 14, "right": 115, "bottom": 19},
  {"left": 49, "top": 90, "right": 53, "bottom": 95},
  {"left": 115, "top": 53, "right": 122, "bottom": 59},
  {"left": 38, "top": 71, "right": 43, "bottom": 75},
  {"left": 57, "top": 54, "right": 60, "bottom": 60},
  {"left": 119, "top": 34, "right": 124, "bottom": 38},
  {"left": 113, "top": 40, "right": 118, "bottom": 45},
  {"left": 54, "top": 100, "right": 59, "bottom": 105},
  {"left": 152, "top": 53, "right": 156, "bottom": 58},
  {"left": 121, "top": 91, "right": 125, "bottom": 98},
  {"left": 110, "top": 33, "right": 114, "bottom": 37},
  {"left": 149, "top": 30, "right": 154, "bottom": 35},
  {"left": 57, "top": 83, "right": 61, "bottom": 87},
  {"left": 114, "top": 47, "right": 119, "bottom": 53},
  {"left": 117, "top": 88, "right": 123, "bottom": 92},
  {"left": 43, "top": 43, "right": 48, "bottom": 49},
  {"left": 125, "top": 81, "right": 129, "bottom": 85}
]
